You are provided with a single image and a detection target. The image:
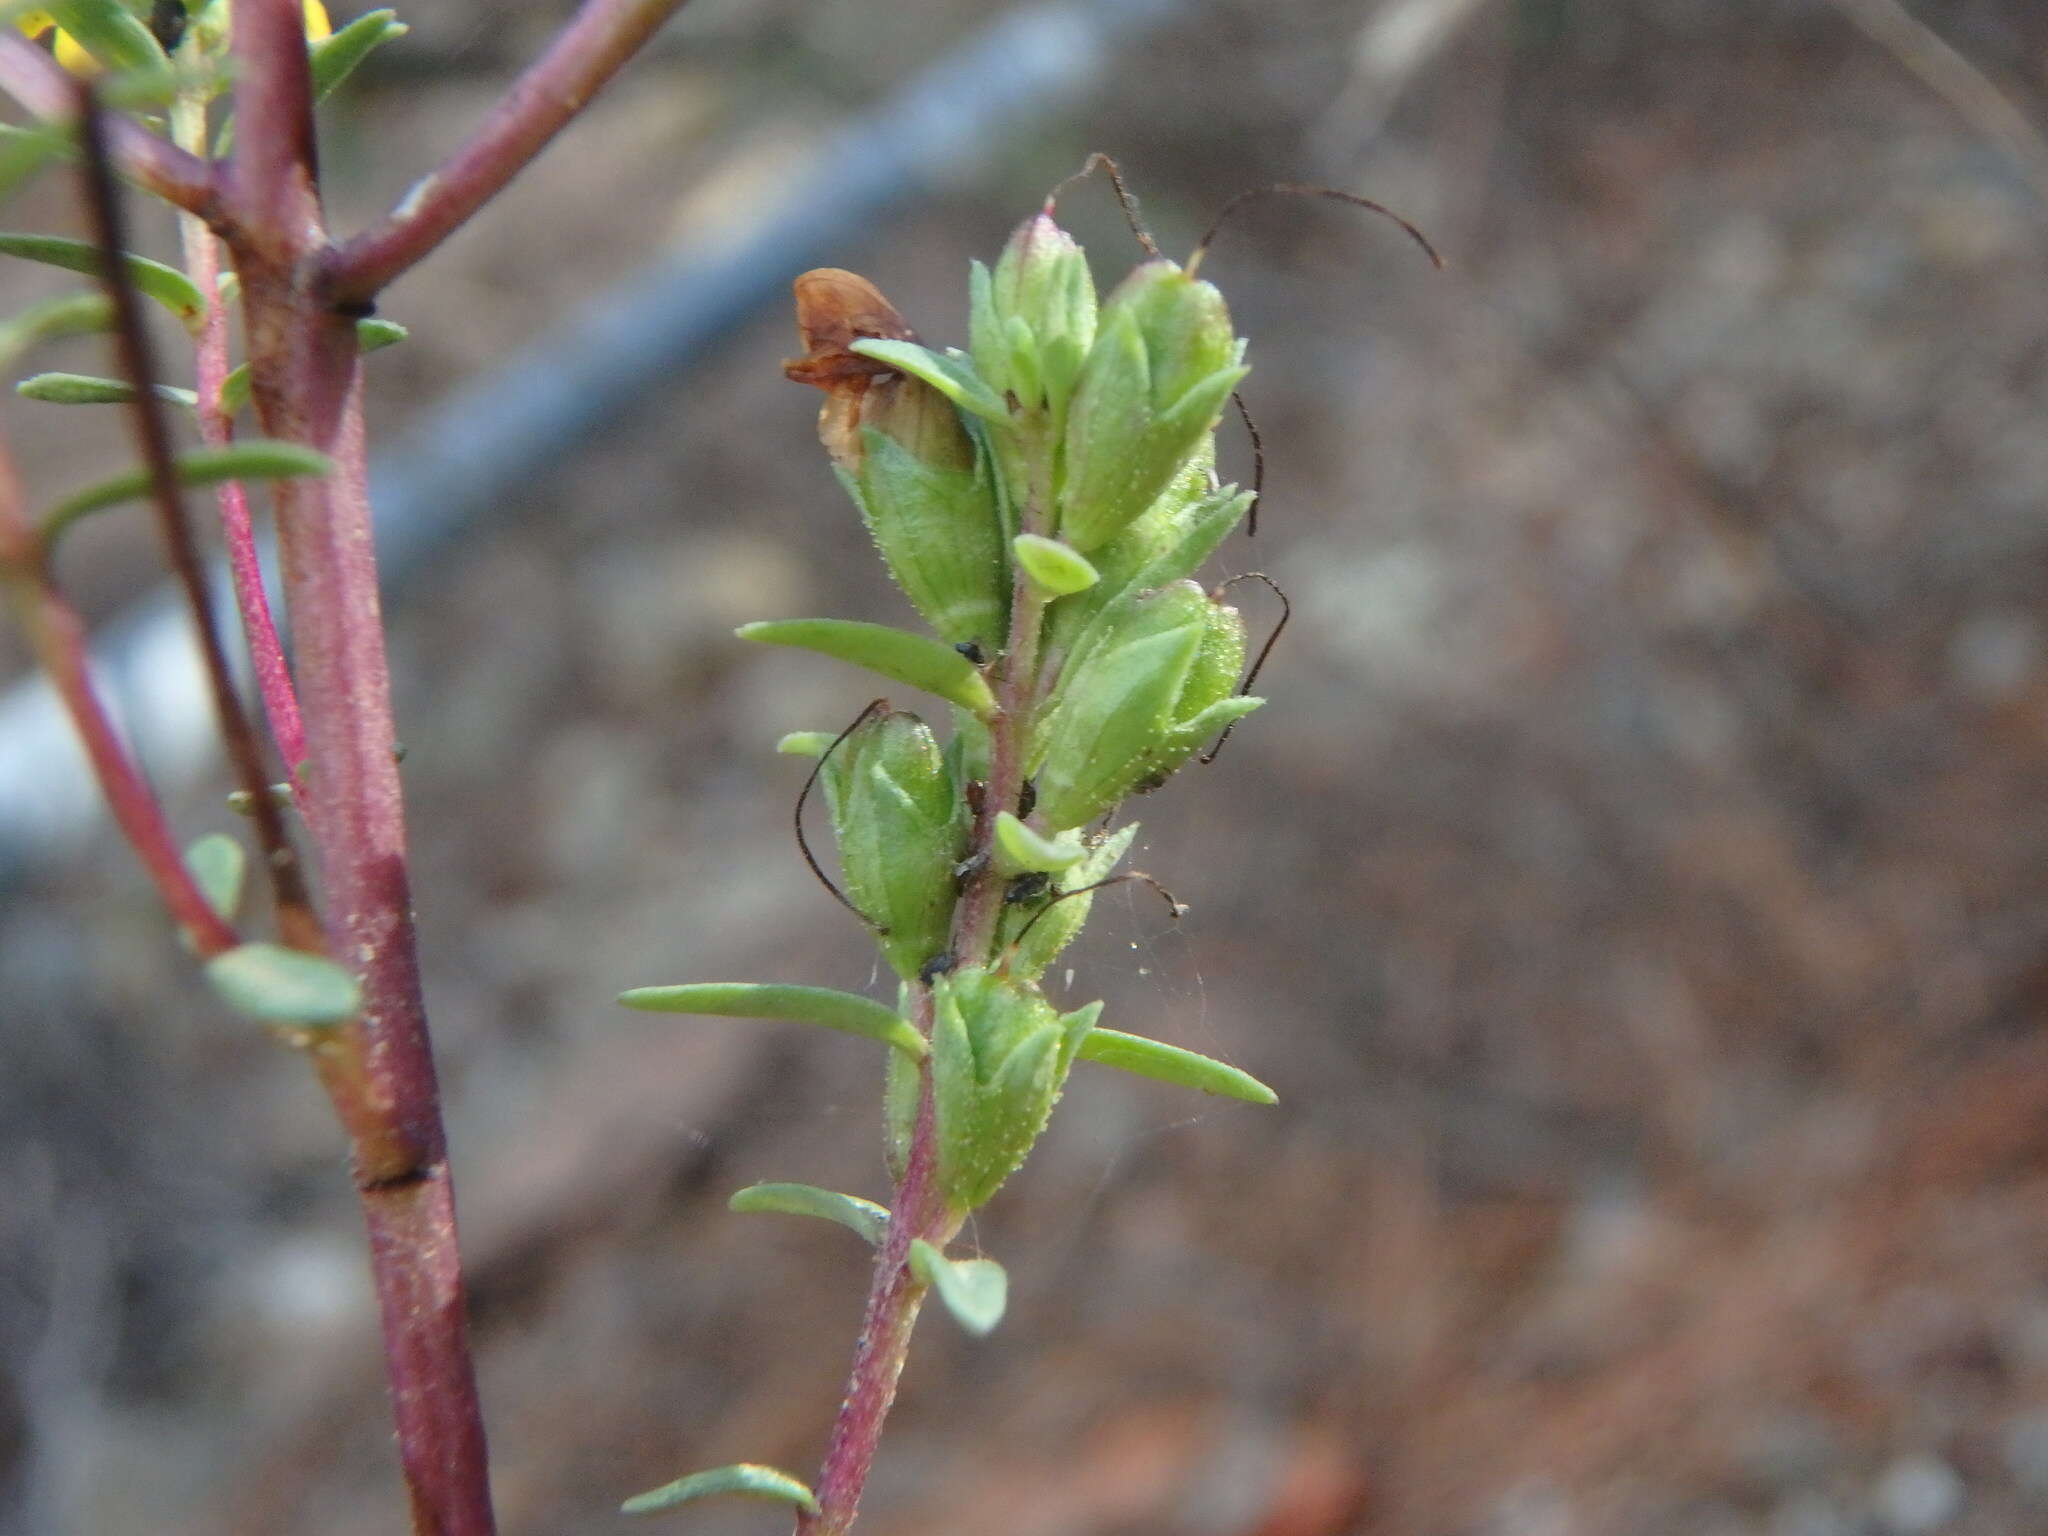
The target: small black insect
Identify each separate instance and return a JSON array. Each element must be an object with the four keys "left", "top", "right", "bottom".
[
  {"left": 918, "top": 951, "right": 959, "bottom": 986},
  {"left": 955, "top": 640, "right": 986, "bottom": 667},
  {"left": 1004, "top": 872, "right": 1051, "bottom": 906},
  {"left": 1016, "top": 777, "right": 1037, "bottom": 820}
]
